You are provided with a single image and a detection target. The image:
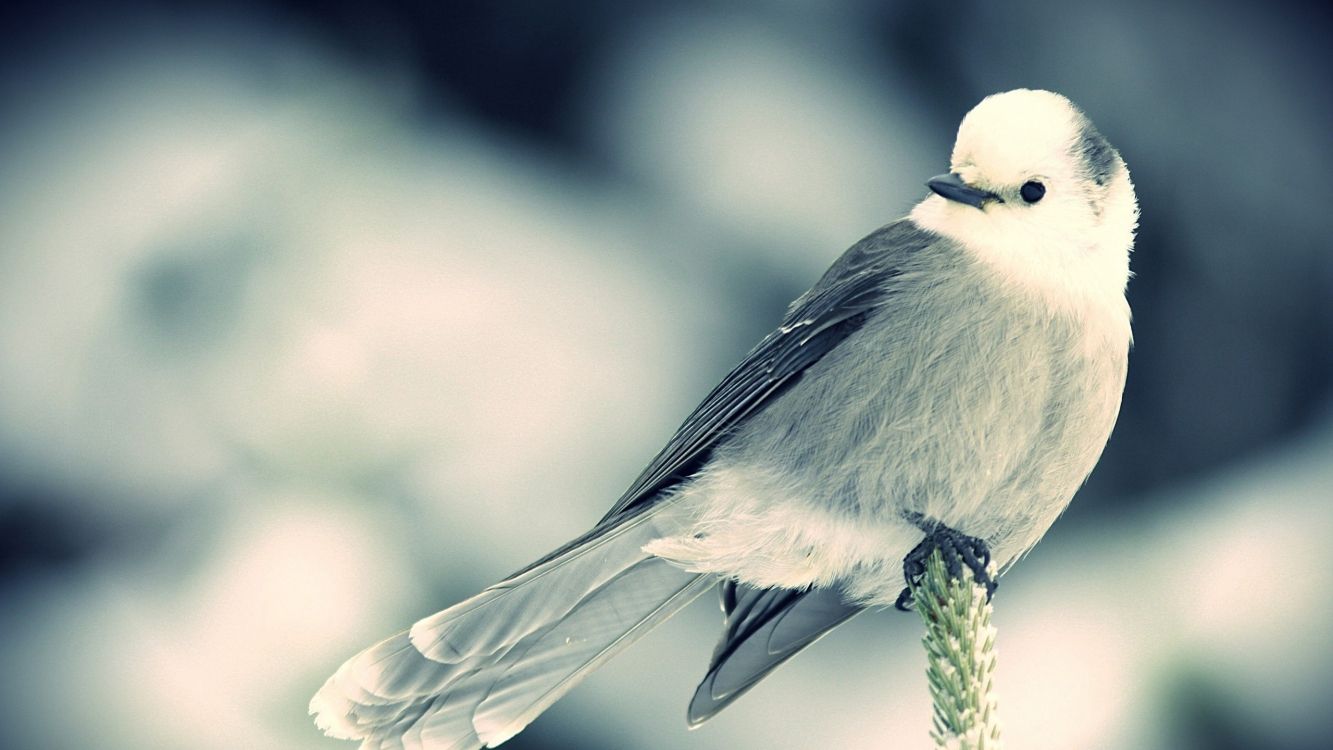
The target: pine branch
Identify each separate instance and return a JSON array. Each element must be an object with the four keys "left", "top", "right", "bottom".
[{"left": 910, "top": 548, "right": 1003, "bottom": 750}]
